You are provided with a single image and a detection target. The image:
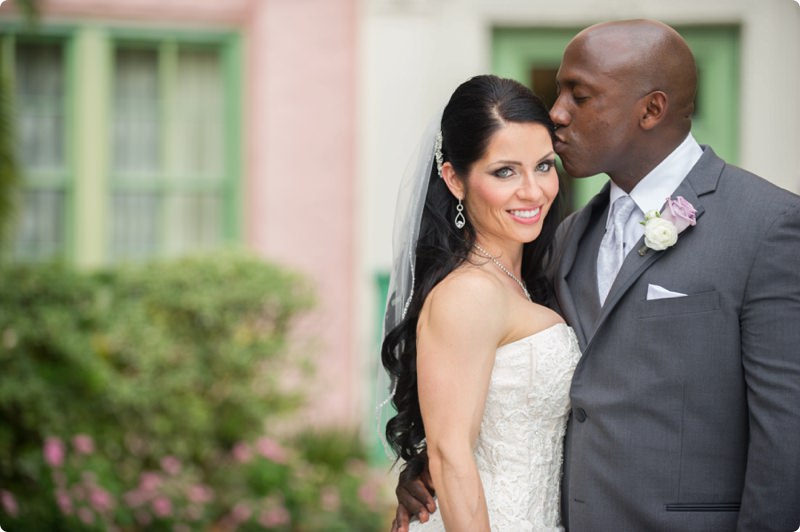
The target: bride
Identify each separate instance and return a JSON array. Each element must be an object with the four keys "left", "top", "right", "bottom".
[{"left": 380, "top": 74, "right": 580, "bottom": 530}]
